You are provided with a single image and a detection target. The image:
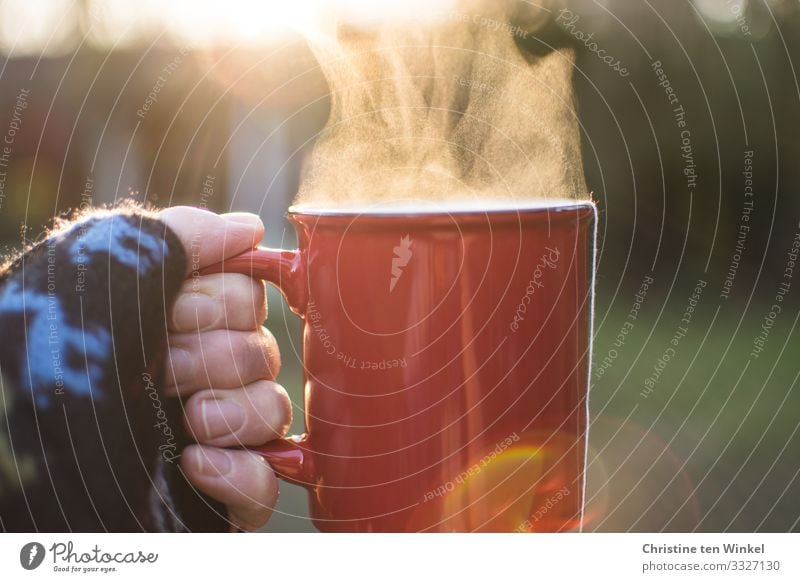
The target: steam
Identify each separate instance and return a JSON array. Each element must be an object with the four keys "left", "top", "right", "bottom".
[{"left": 294, "top": 0, "right": 588, "bottom": 208}]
